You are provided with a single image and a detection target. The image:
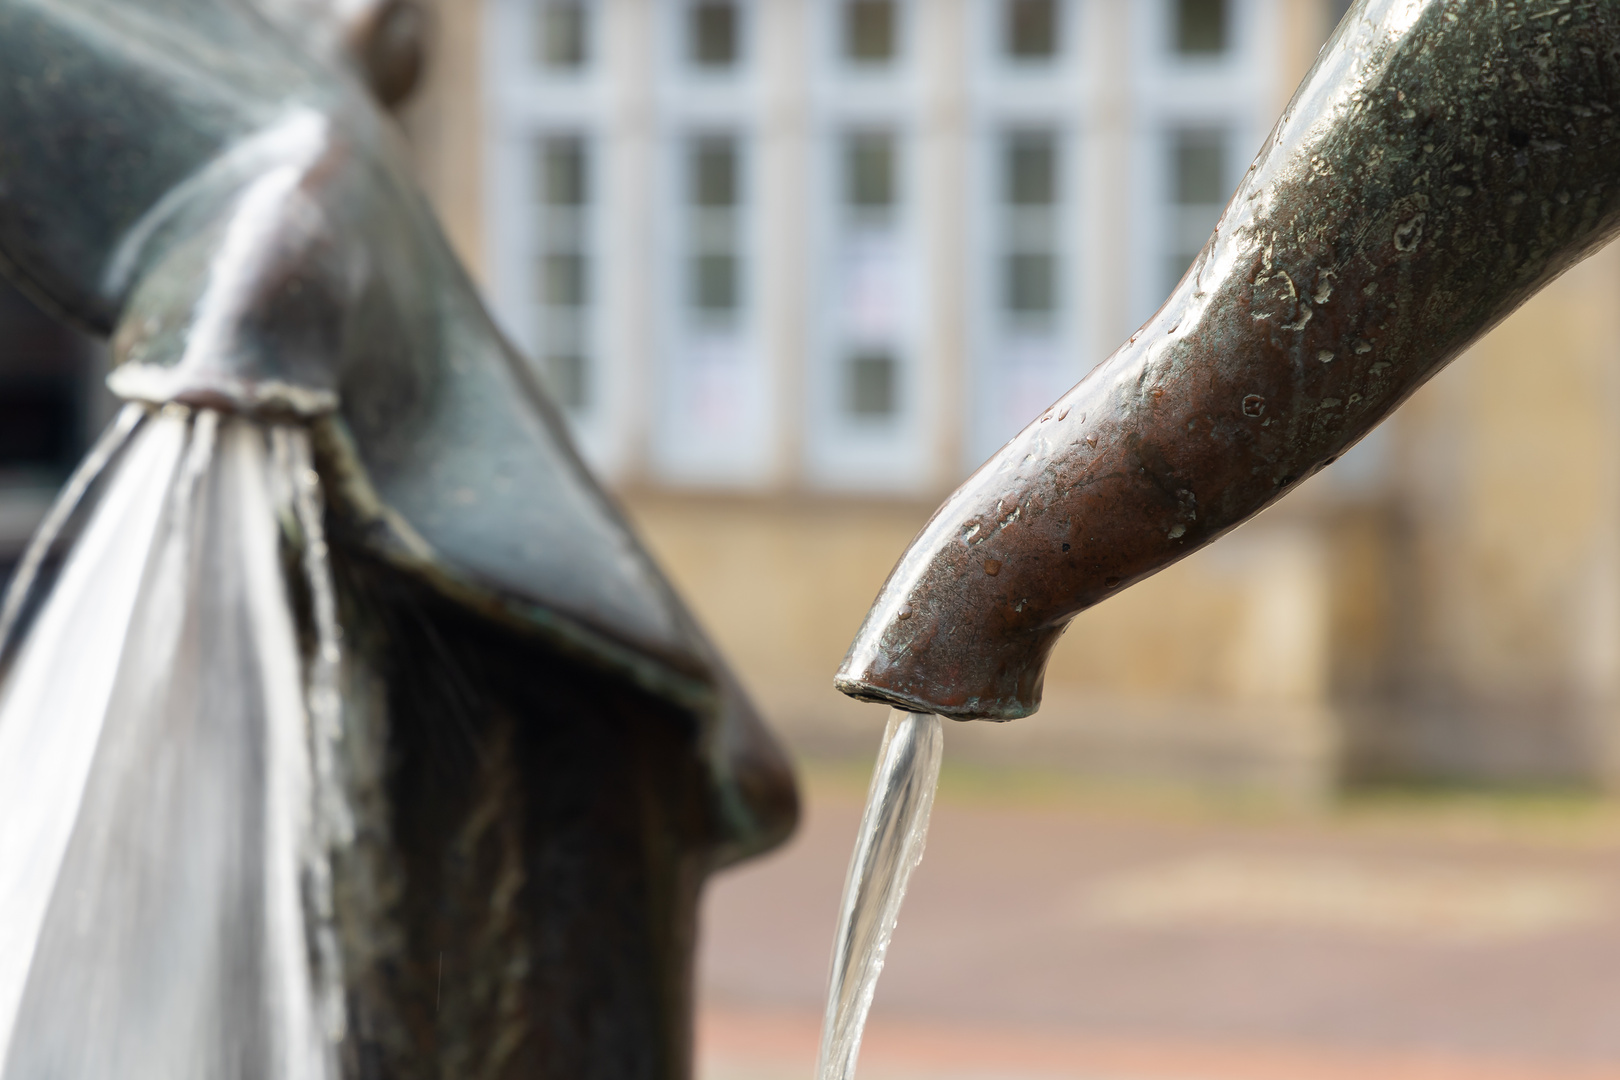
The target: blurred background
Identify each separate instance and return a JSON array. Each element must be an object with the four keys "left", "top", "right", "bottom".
[{"left": 8, "top": 0, "right": 1620, "bottom": 1076}]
